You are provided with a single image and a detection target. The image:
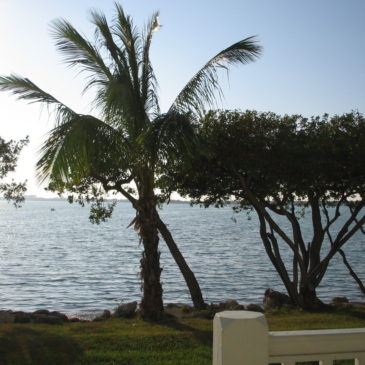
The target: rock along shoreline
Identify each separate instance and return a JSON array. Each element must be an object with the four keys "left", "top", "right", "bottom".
[{"left": 1, "top": 291, "right": 363, "bottom": 324}]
